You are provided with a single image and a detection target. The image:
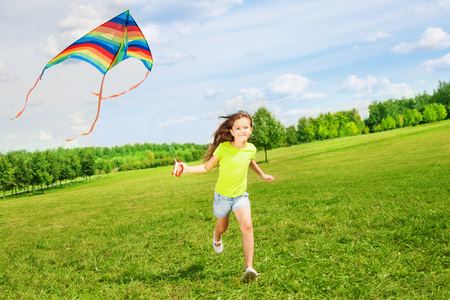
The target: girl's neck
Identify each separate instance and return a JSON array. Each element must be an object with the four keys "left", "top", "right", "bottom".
[{"left": 230, "top": 140, "right": 247, "bottom": 149}]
